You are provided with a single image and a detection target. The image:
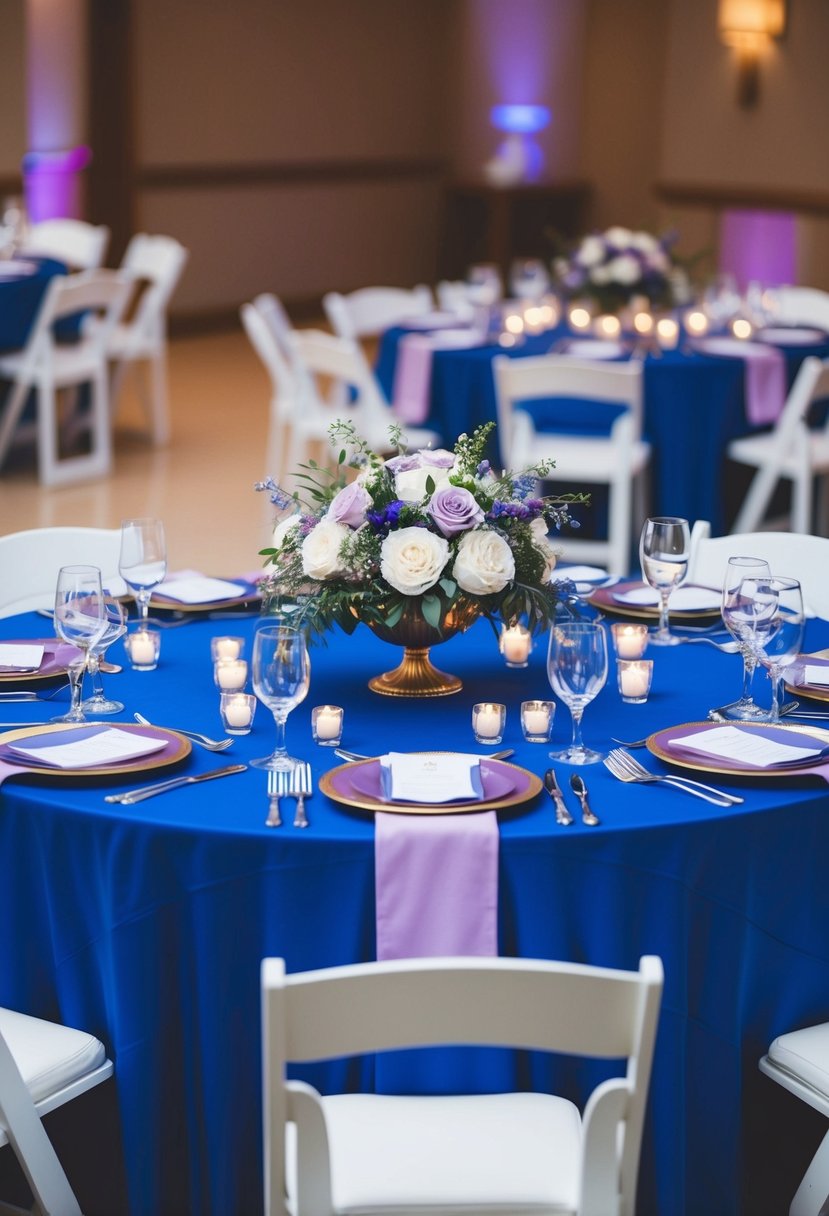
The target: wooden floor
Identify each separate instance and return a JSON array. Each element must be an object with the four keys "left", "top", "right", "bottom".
[{"left": 0, "top": 329, "right": 282, "bottom": 575}]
